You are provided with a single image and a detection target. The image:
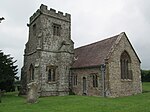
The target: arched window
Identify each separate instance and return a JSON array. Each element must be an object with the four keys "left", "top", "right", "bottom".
[
  {"left": 120, "top": 51, "right": 132, "bottom": 80},
  {"left": 29, "top": 64, "right": 34, "bottom": 81}
]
